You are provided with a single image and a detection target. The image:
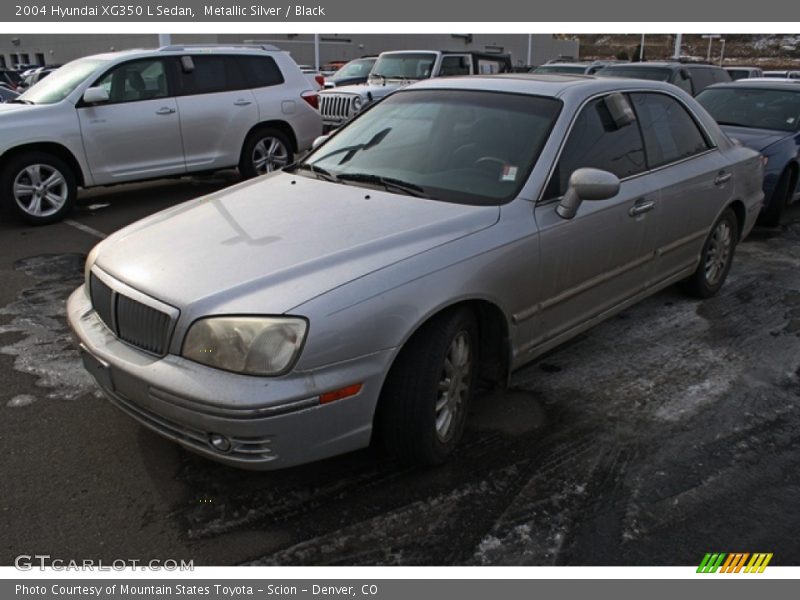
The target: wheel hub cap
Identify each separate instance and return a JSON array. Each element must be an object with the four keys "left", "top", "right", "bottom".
[
  {"left": 252, "top": 137, "right": 289, "bottom": 175},
  {"left": 704, "top": 220, "right": 733, "bottom": 286},
  {"left": 13, "top": 164, "right": 68, "bottom": 218},
  {"left": 435, "top": 331, "right": 471, "bottom": 442}
]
